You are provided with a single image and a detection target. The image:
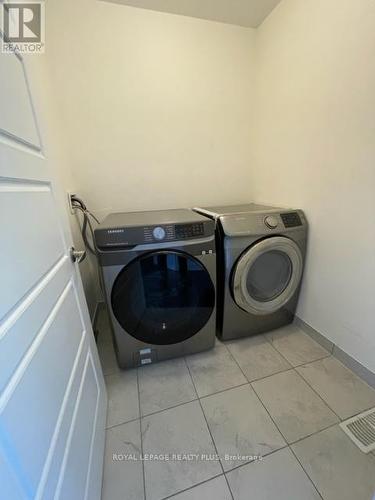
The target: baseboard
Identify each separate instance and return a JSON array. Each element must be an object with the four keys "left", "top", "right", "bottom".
[
  {"left": 294, "top": 316, "right": 334, "bottom": 353},
  {"left": 332, "top": 344, "right": 375, "bottom": 390},
  {"left": 294, "top": 316, "right": 375, "bottom": 389}
]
